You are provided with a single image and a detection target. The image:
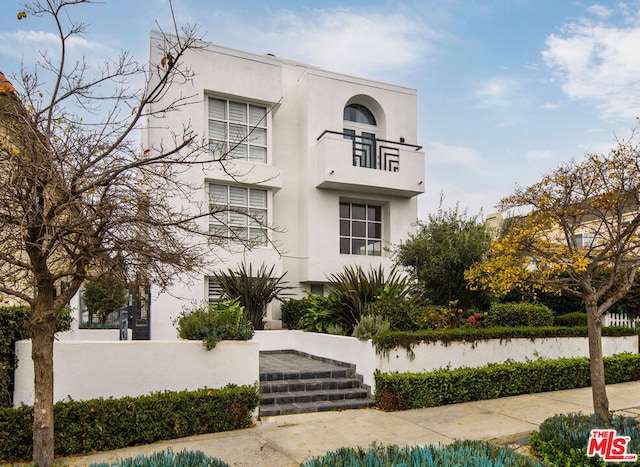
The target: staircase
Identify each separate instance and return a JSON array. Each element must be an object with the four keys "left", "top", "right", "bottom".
[{"left": 259, "top": 350, "right": 374, "bottom": 417}]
